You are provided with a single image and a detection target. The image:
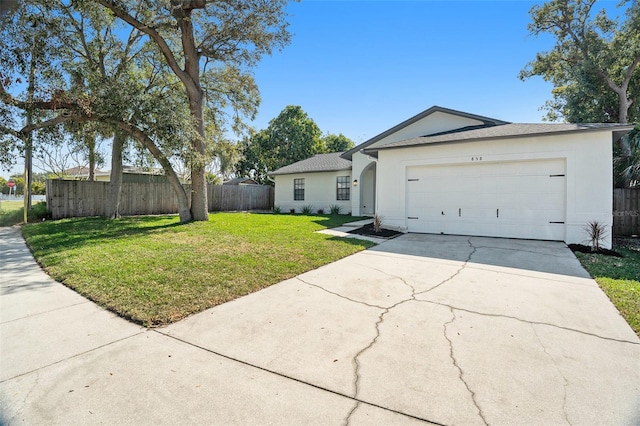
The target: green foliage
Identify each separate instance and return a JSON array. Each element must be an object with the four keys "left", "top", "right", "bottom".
[
  {"left": 0, "top": 201, "right": 49, "bottom": 226},
  {"left": 614, "top": 125, "right": 640, "bottom": 187},
  {"left": 329, "top": 204, "right": 342, "bottom": 215},
  {"left": 21, "top": 213, "right": 373, "bottom": 326},
  {"left": 316, "top": 208, "right": 324, "bottom": 215},
  {"left": 300, "top": 204, "right": 314, "bottom": 215},
  {"left": 322, "top": 133, "right": 355, "bottom": 152},
  {"left": 576, "top": 247, "right": 640, "bottom": 336},
  {"left": 272, "top": 205, "right": 281, "bottom": 214},
  {"left": 237, "top": 105, "right": 324, "bottom": 184},
  {"left": 520, "top": 0, "right": 640, "bottom": 124}
]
